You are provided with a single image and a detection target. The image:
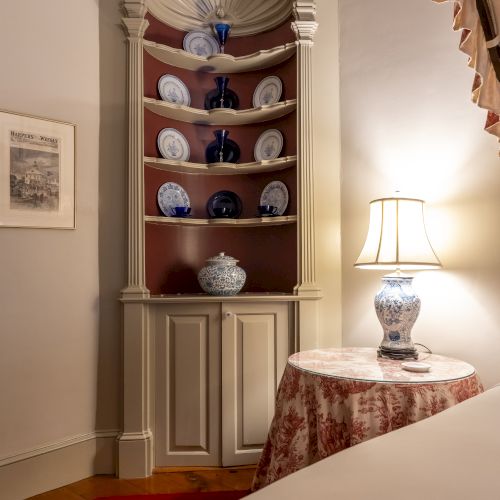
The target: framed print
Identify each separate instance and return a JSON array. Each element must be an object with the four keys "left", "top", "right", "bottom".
[{"left": 0, "top": 110, "right": 75, "bottom": 229}]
